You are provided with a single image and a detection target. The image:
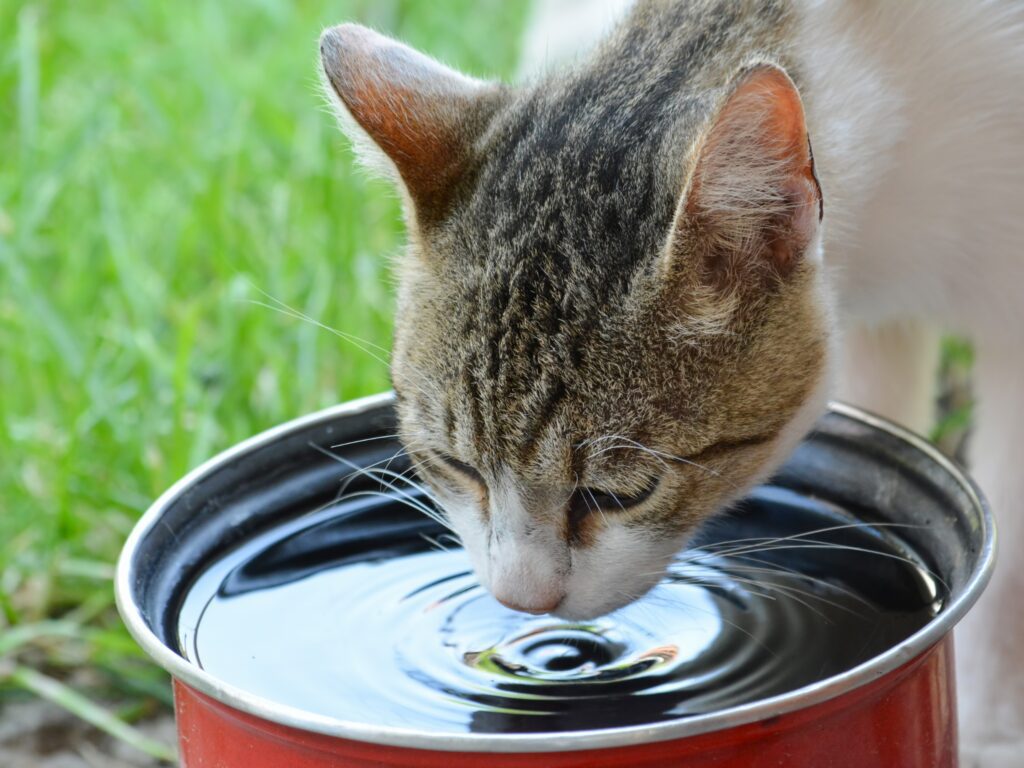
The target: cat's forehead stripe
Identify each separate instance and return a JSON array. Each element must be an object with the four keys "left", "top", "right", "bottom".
[{"left": 514, "top": 377, "right": 568, "bottom": 466}]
